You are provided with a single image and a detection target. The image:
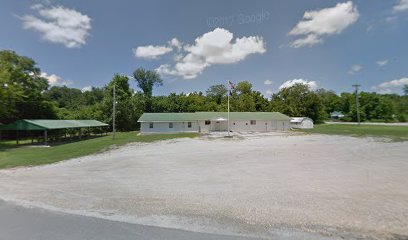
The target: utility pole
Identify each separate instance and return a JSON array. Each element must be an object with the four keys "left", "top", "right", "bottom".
[
  {"left": 352, "top": 84, "right": 361, "bottom": 125},
  {"left": 227, "top": 81, "right": 230, "bottom": 137},
  {"left": 112, "top": 84, "right": 116, "bottom": 139}
]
